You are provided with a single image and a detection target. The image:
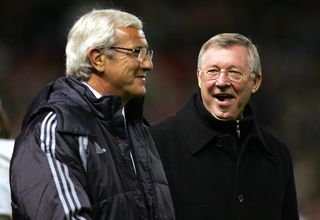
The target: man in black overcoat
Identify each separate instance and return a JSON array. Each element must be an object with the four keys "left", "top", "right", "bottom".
[{"left": 151, "top": 33, "right": 299, "bottom": 220}]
